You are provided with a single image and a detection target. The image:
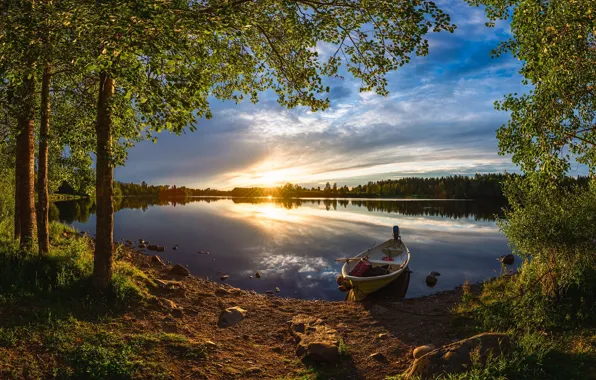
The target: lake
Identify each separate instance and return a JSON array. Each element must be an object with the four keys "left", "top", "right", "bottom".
[{"left": 54, "top": 197, "right": 510, "bottom": 301}]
